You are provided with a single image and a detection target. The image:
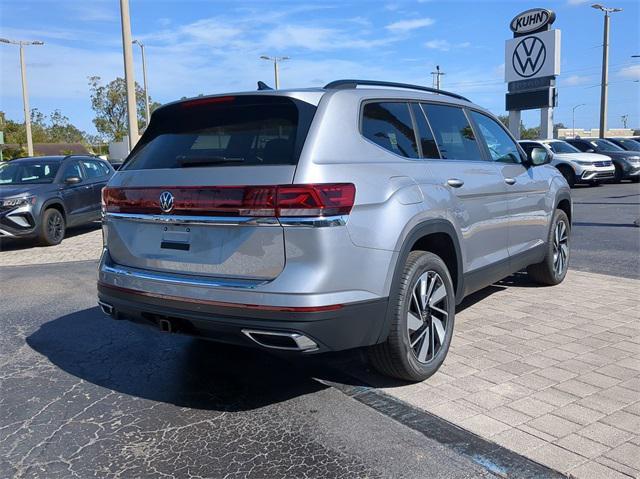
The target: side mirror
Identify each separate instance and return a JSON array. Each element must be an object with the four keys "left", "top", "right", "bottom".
[
  {"left": 528, "top": 147, "right": 552, "bottom": 166},
  {"left": 64, "top": 176, "right": 81, "bottom": 185}
]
